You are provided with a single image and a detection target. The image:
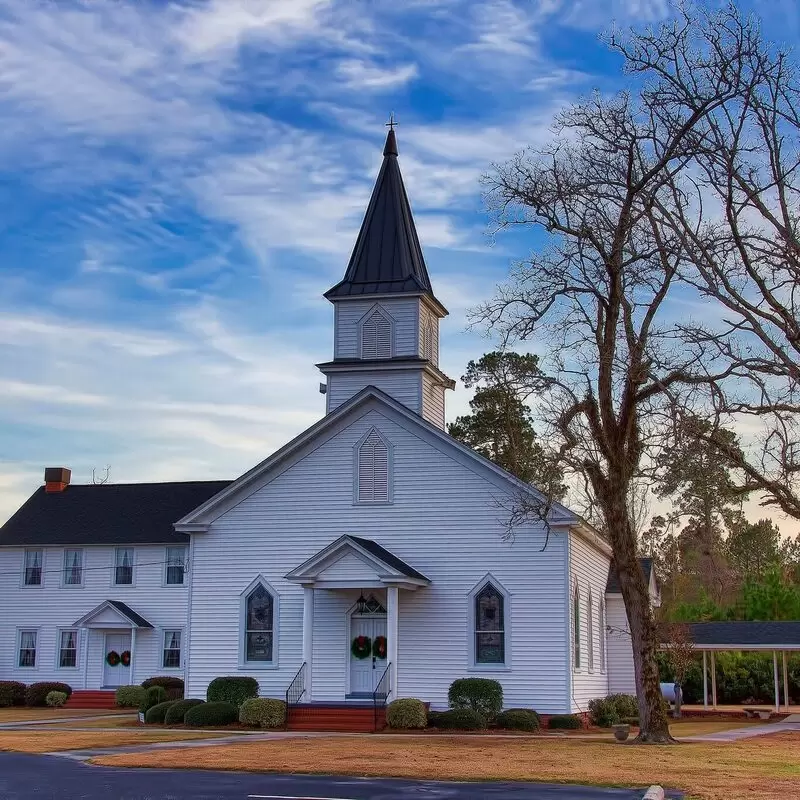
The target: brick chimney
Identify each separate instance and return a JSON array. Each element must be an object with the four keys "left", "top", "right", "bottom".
[{"left": 44, "top": 467, "right": 71, "bottom": 493}]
